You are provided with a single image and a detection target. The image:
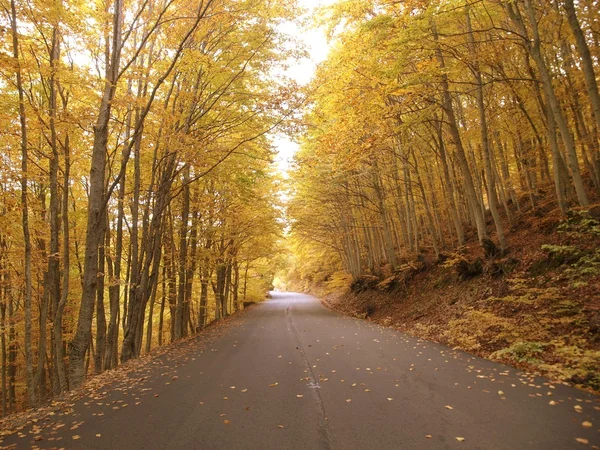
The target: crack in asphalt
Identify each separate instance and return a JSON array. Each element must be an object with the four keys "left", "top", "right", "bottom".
[{"left": 286, "top": 303, "right": 333, "bottom": 450}]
